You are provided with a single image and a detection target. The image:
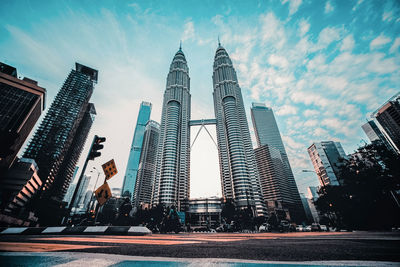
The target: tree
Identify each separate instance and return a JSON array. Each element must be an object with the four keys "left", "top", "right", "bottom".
[{"left": 315, "top": 143, "right": 400, "bottom": 230}]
